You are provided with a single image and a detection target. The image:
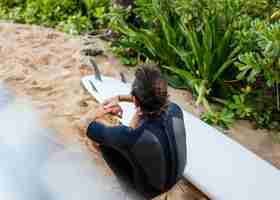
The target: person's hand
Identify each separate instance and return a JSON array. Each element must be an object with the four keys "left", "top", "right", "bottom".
[
  {"left": 81, "top": 104, "right": 124, "bottom": 126},
  {"left": 81, "top": 105, "right": 111, "bottom": 126},
  {"left": 129, "top": 110, "right": 143, "bottom": 129},
  {"left": 102, "top": 96, "right": 120, "bottom": 109},
  {"left": 106, "top": 104, "right": 123, "bottom": 118},
  {"left": 94, "top": 105, "right": 112, "bottom": 119},
  {"left": 89, "top": 104, "right": 123, "bottom": 120}
]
